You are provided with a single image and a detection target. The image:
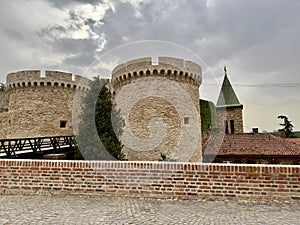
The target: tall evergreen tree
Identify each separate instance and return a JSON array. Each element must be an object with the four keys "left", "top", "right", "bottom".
[
  {"left": 75, "top": 77, "right": 125, "bottom": 160},
  {"left": 278, "top": 115, "right": 294, "bottom": 138}
]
